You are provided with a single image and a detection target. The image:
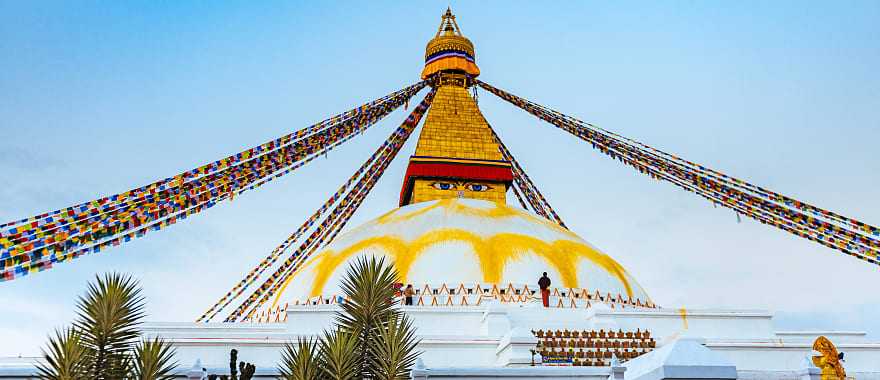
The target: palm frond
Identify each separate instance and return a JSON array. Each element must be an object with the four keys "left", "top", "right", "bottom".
[
  {"left": 278, "top": 338, "right": 321, "bottom": 380},
  {"left": 318, "top": 329, "right": 359, "bottom": 380},
  {"left": 336, "top": 256, "right": 400, "bottom": 331},
  {"left": 74, "top": 272, "right": 145, "bottom": 379},
  {"left": 130, "top": 337, "right": 178, "bottom": 380},
  {"left": 335, "top": 256, "right": 401, "bottom": 377},
  {"left": 368, "top": 315, "right": 420, "bottom": 380},
  {"left": 36, "top": 328, "right": 90, "bottom": 380}
]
